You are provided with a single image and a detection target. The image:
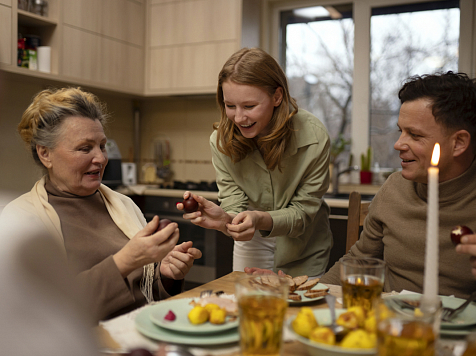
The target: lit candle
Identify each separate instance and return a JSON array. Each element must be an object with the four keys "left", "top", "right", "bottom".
[{"left": 422, "top": 143, "right": 440, "bottom": 308}]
